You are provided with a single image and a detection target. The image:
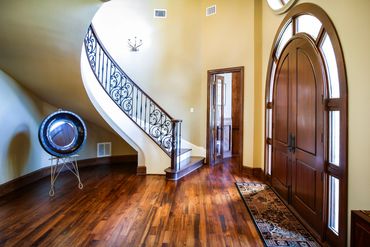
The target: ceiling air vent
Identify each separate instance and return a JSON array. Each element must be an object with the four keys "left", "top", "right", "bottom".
[
  {"left": 154, "top": 9, "right": 167, "bottom": 18},
  {"left": 206, "top": 5, "right": 216, "bottom": 16},
  {"left": 97, "top": 142, "right": 111, "bottom": 157}
]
